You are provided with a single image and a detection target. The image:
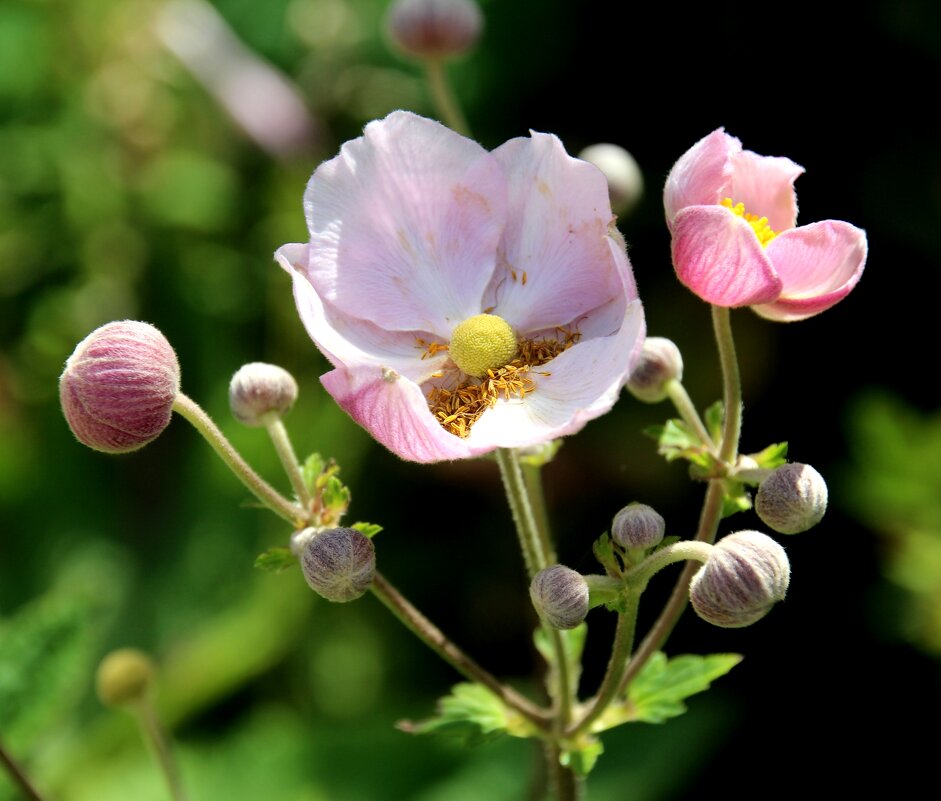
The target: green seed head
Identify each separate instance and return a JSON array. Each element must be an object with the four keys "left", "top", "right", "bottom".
[{"left": 448, "top": 314, "right": 518, "bottom": 377}]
